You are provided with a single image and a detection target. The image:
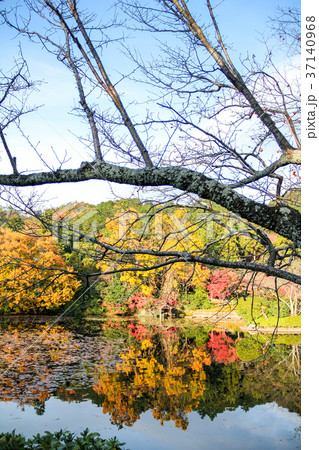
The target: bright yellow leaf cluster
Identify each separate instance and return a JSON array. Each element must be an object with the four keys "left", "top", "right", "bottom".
[
  {"left": 0, "top": 227, "right": 81, "bottom": 313},
  {"left": 94, "top": 335, "right": 212, "bottom": 429}
]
